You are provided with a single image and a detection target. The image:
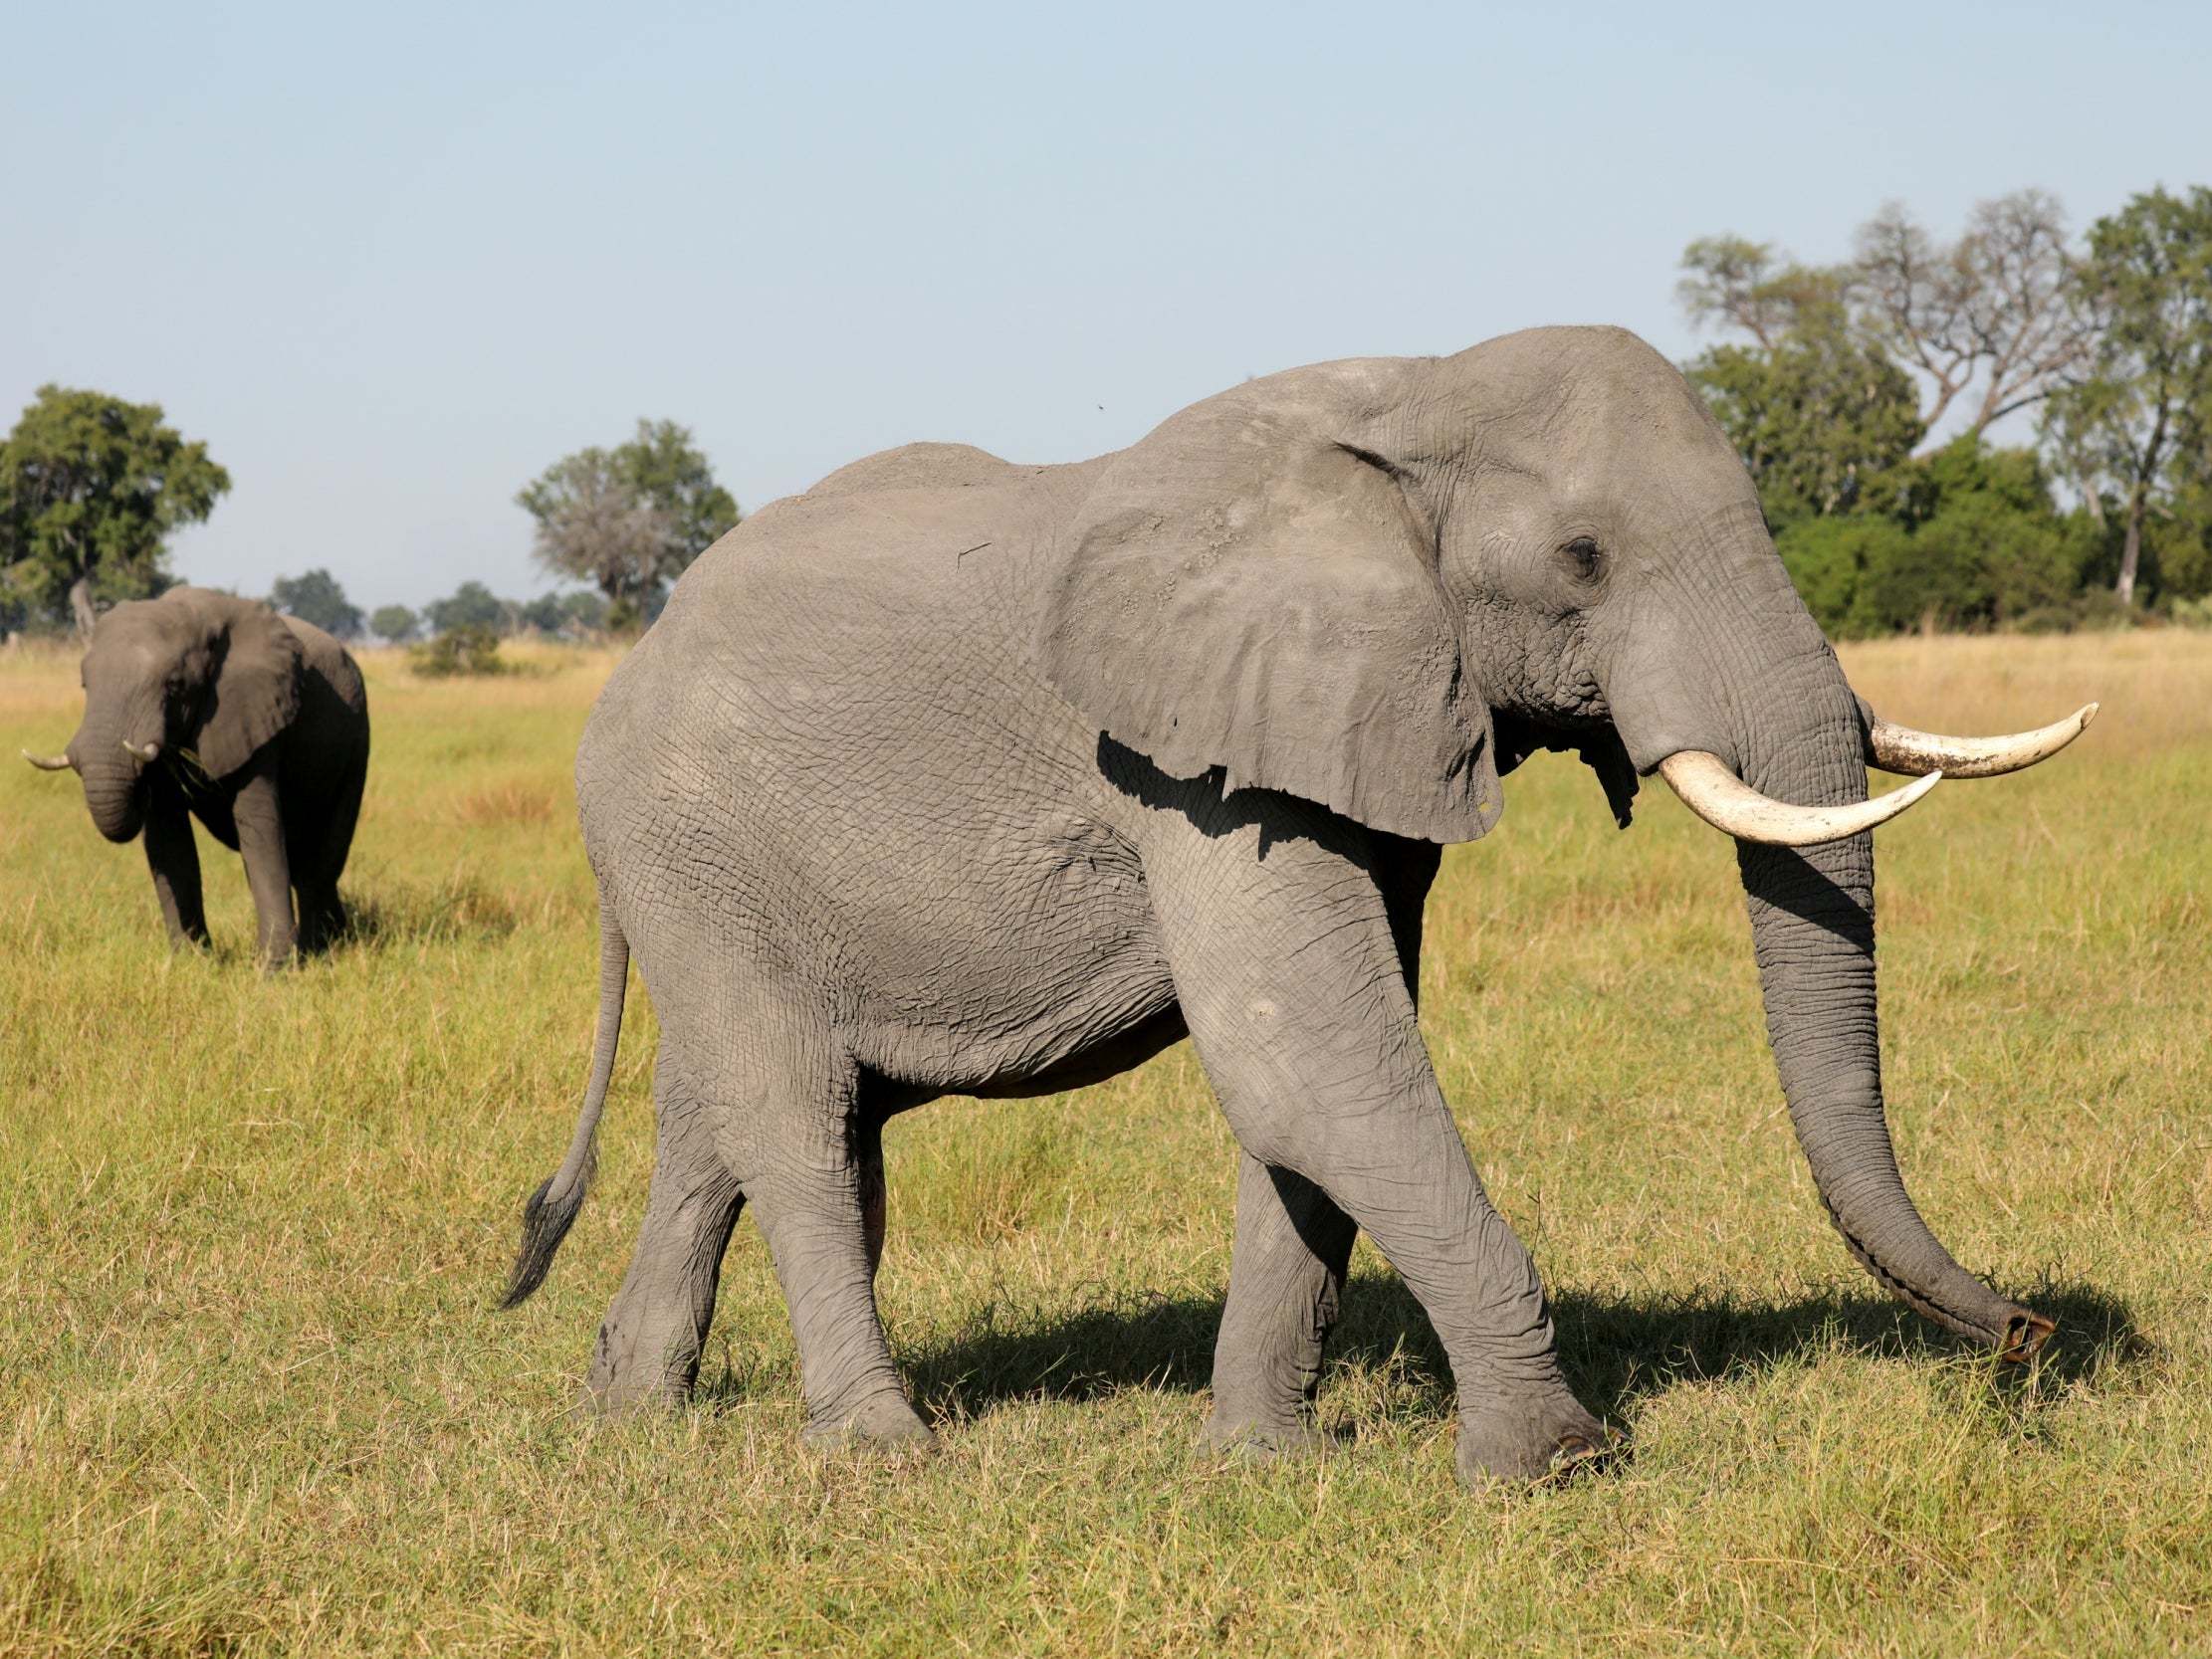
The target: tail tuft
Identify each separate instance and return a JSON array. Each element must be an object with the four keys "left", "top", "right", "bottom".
[
  {"left": 499, "top": 1168, "right": 589, "bottom": 1310},
  {"left": 497, "top": 901, "right": 626, "bottom": 1311}
]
